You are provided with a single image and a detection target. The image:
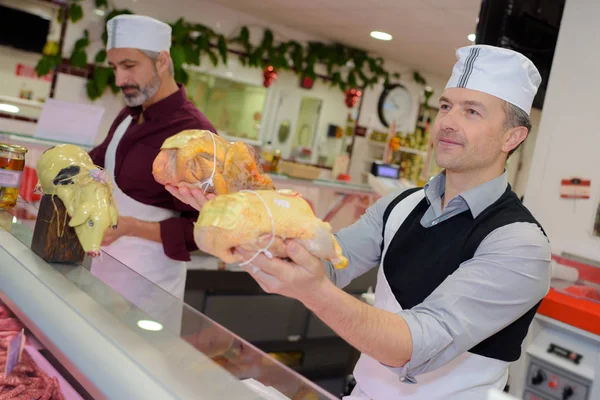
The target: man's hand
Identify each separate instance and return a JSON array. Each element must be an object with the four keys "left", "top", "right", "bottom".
[
  {"left": 237, "top": 239, "right": 413, "bottom": 368},
  {"left": 101, "top": 215, "right": 135, "bottom": 246},
  {"left": 165, "top": 185, "right": 215, "bottom": 211},
  {"left": 234, "top": 240, "right": 331, "bottom": 305}
]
